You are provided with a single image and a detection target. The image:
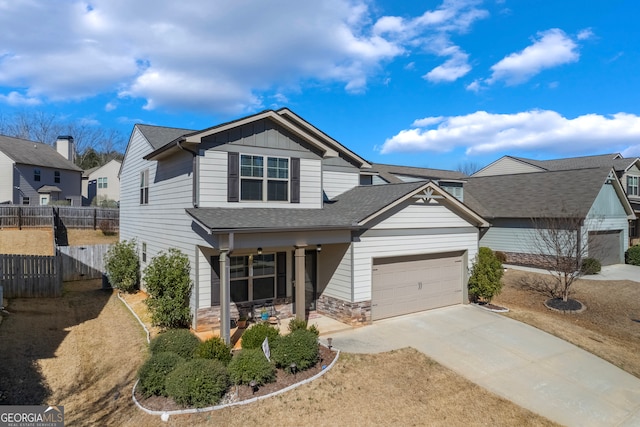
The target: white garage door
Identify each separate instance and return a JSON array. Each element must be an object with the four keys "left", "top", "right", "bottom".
[
  {"left": 588, "top": 230, "right": 622, "bottom": 266},
  {"left": 371, "top": 252, "right": 464, "bottom": 321}
]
